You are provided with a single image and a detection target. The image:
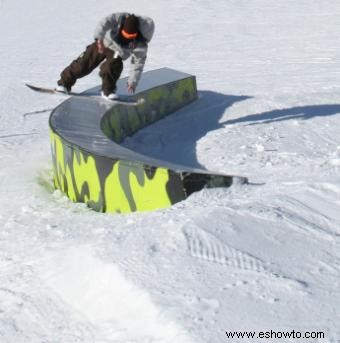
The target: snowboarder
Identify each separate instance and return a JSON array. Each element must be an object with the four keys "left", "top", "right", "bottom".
[{"left": 56, "top": 13, "right": 155, "bottom": 100}]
